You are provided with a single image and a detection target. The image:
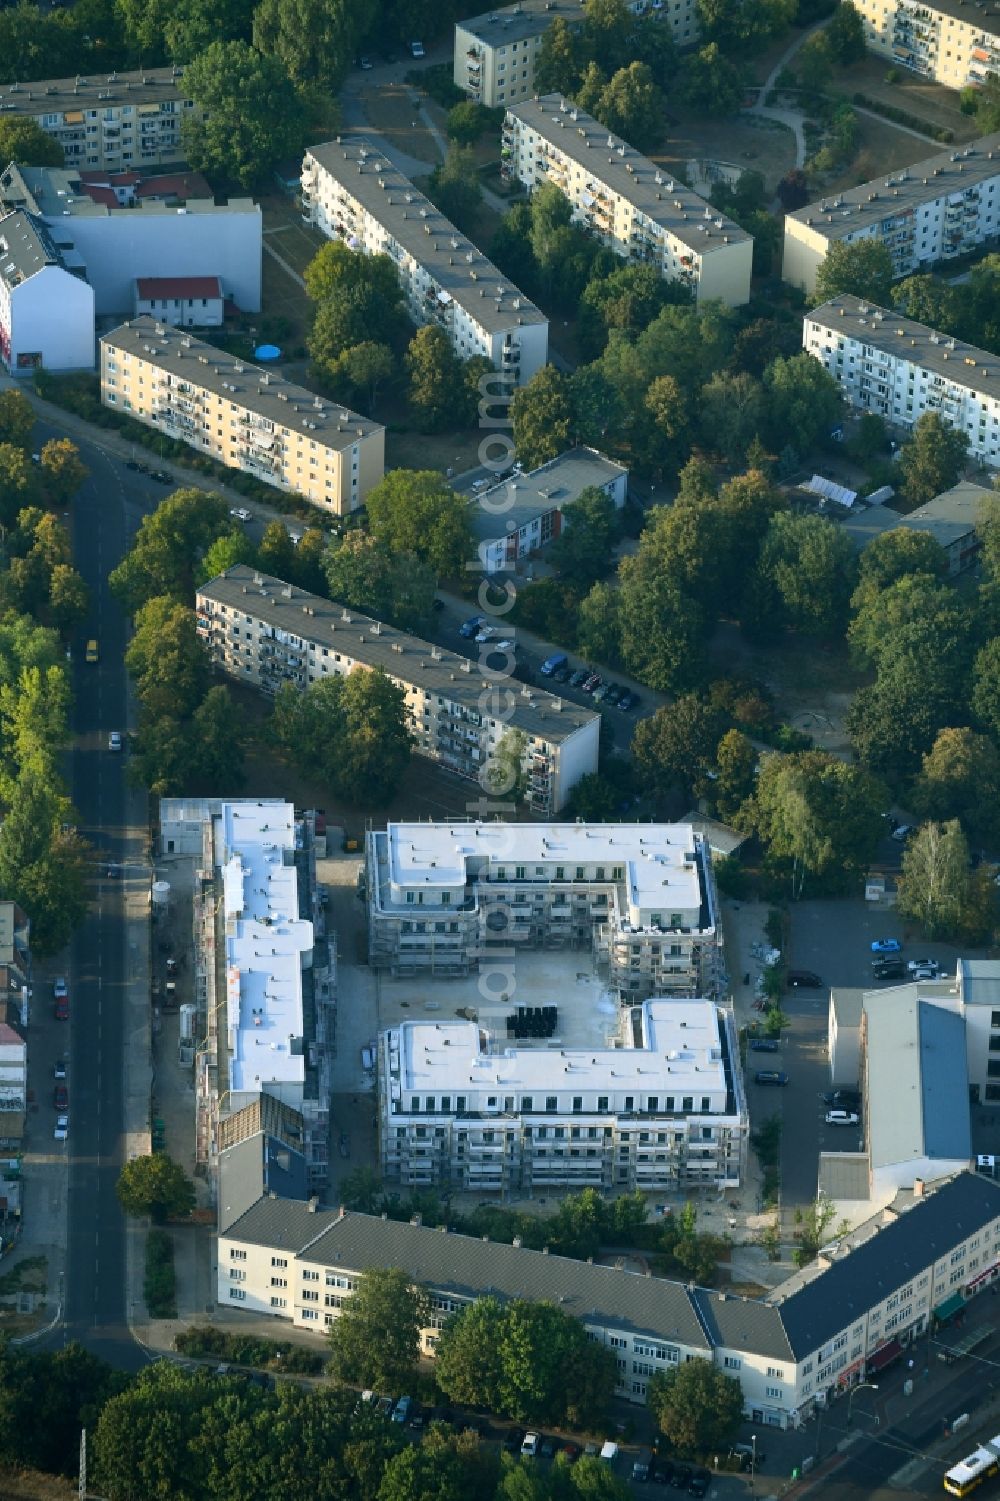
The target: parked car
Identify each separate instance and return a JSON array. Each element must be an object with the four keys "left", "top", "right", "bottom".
[
  {"left": 53, "top": 1114, "right": 69, "bottom": 1140},
  {"left": 152, "top": 469, "right": 172, "bottom": 485},
  {"left": 651, "top": 1458, "right": 673, "bottom": 1484},
  {"left": 358, "top": 54, "right": 373, "bottom": 68},
  {"left": 632, "top": 1457, "right": 650, "bottom": 1482},
  {"left": 375, "top": 1396, "right": 394, "bottom": 1418},
  {"left": 892, "top": 823, "right": 915, "bottom": 843},
  {"left": 582, "top": 672, "right": 602, "bottom": 693},
  {"left": 749, "top": 1039, "right": 779, "bottom": 1052},
  {"left": 475, "top": 624, "right": 497, "bottom": 642},
  {"left": 53, "top": 1058, "right": 66, "bottom": 1079},
  {"left": 459, "top": 616, "right": 484, "bottom": 639},
  {"left": 569, "top": 668, "right": 589, "bottom": 688},
  {"left": 539, "top": 652, "right": 568, "bottom": 677},
  {"left": 85, "top": 638, "right": 99, "bottom": 663},
  {"left": 563, "top": 1443, "right": 581, "bottom": 1463},
  {"left": 391, "top": 1396, "right": 412, "bottom": 1424},
  {"left": 871, "top": 959, "right": 905, "bottom": 980},
  {"left": 687, "top": 1472, "right": 709, "bottom": 1497},
  {"left": 504, "top": 1429, "right": 524, "bottom": 1453},
  {"left": 825, "top": 1109, "right": 860, "bottom": 1127},
  {"left": 754, "top": 1070, "right": 788, "bottom": 1086},
  {"left": 871, "top": 937, "right": 902, "bottom": 954},
  {"left": 670, "top": 1464, "right": 691, "bottom": 1488},
  {"left": 907, "top": 958, "right": 940, "bottom": 975},
  {"left": 229, "top": 507, "right": 252, "bottom": 522},
  {"left": 54, "top": 977, "right": 68, "bottom": 999},
  {"left": 108, "top": 731, "right": 122, "bottom": 752},
  {"left": 616, "top": 689, "right": 635, "bottom": 711},
  {"left": 551, "top": 664, "right": 571, "bottom": 683},
  {"left": 593, "top": 683, "right": 611, "bottom": 702},
  {"left": 410, "top": 39, "right": 425, "bottom": 56},
  {"left": 823, "top": 1089, "right": 860, "bottom": 1109},
  {"left": 911, "top": 965, "right": 941, "bottom": 980},
  {"left": 53, "top": 1083, "right": 68, "bottom": 1110},
  {"left": 521, "top": 1433, "right": 539, "bottom": 1458},
  {"left": 787, "top": 969, "right": 823, "bottom": 988}
]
